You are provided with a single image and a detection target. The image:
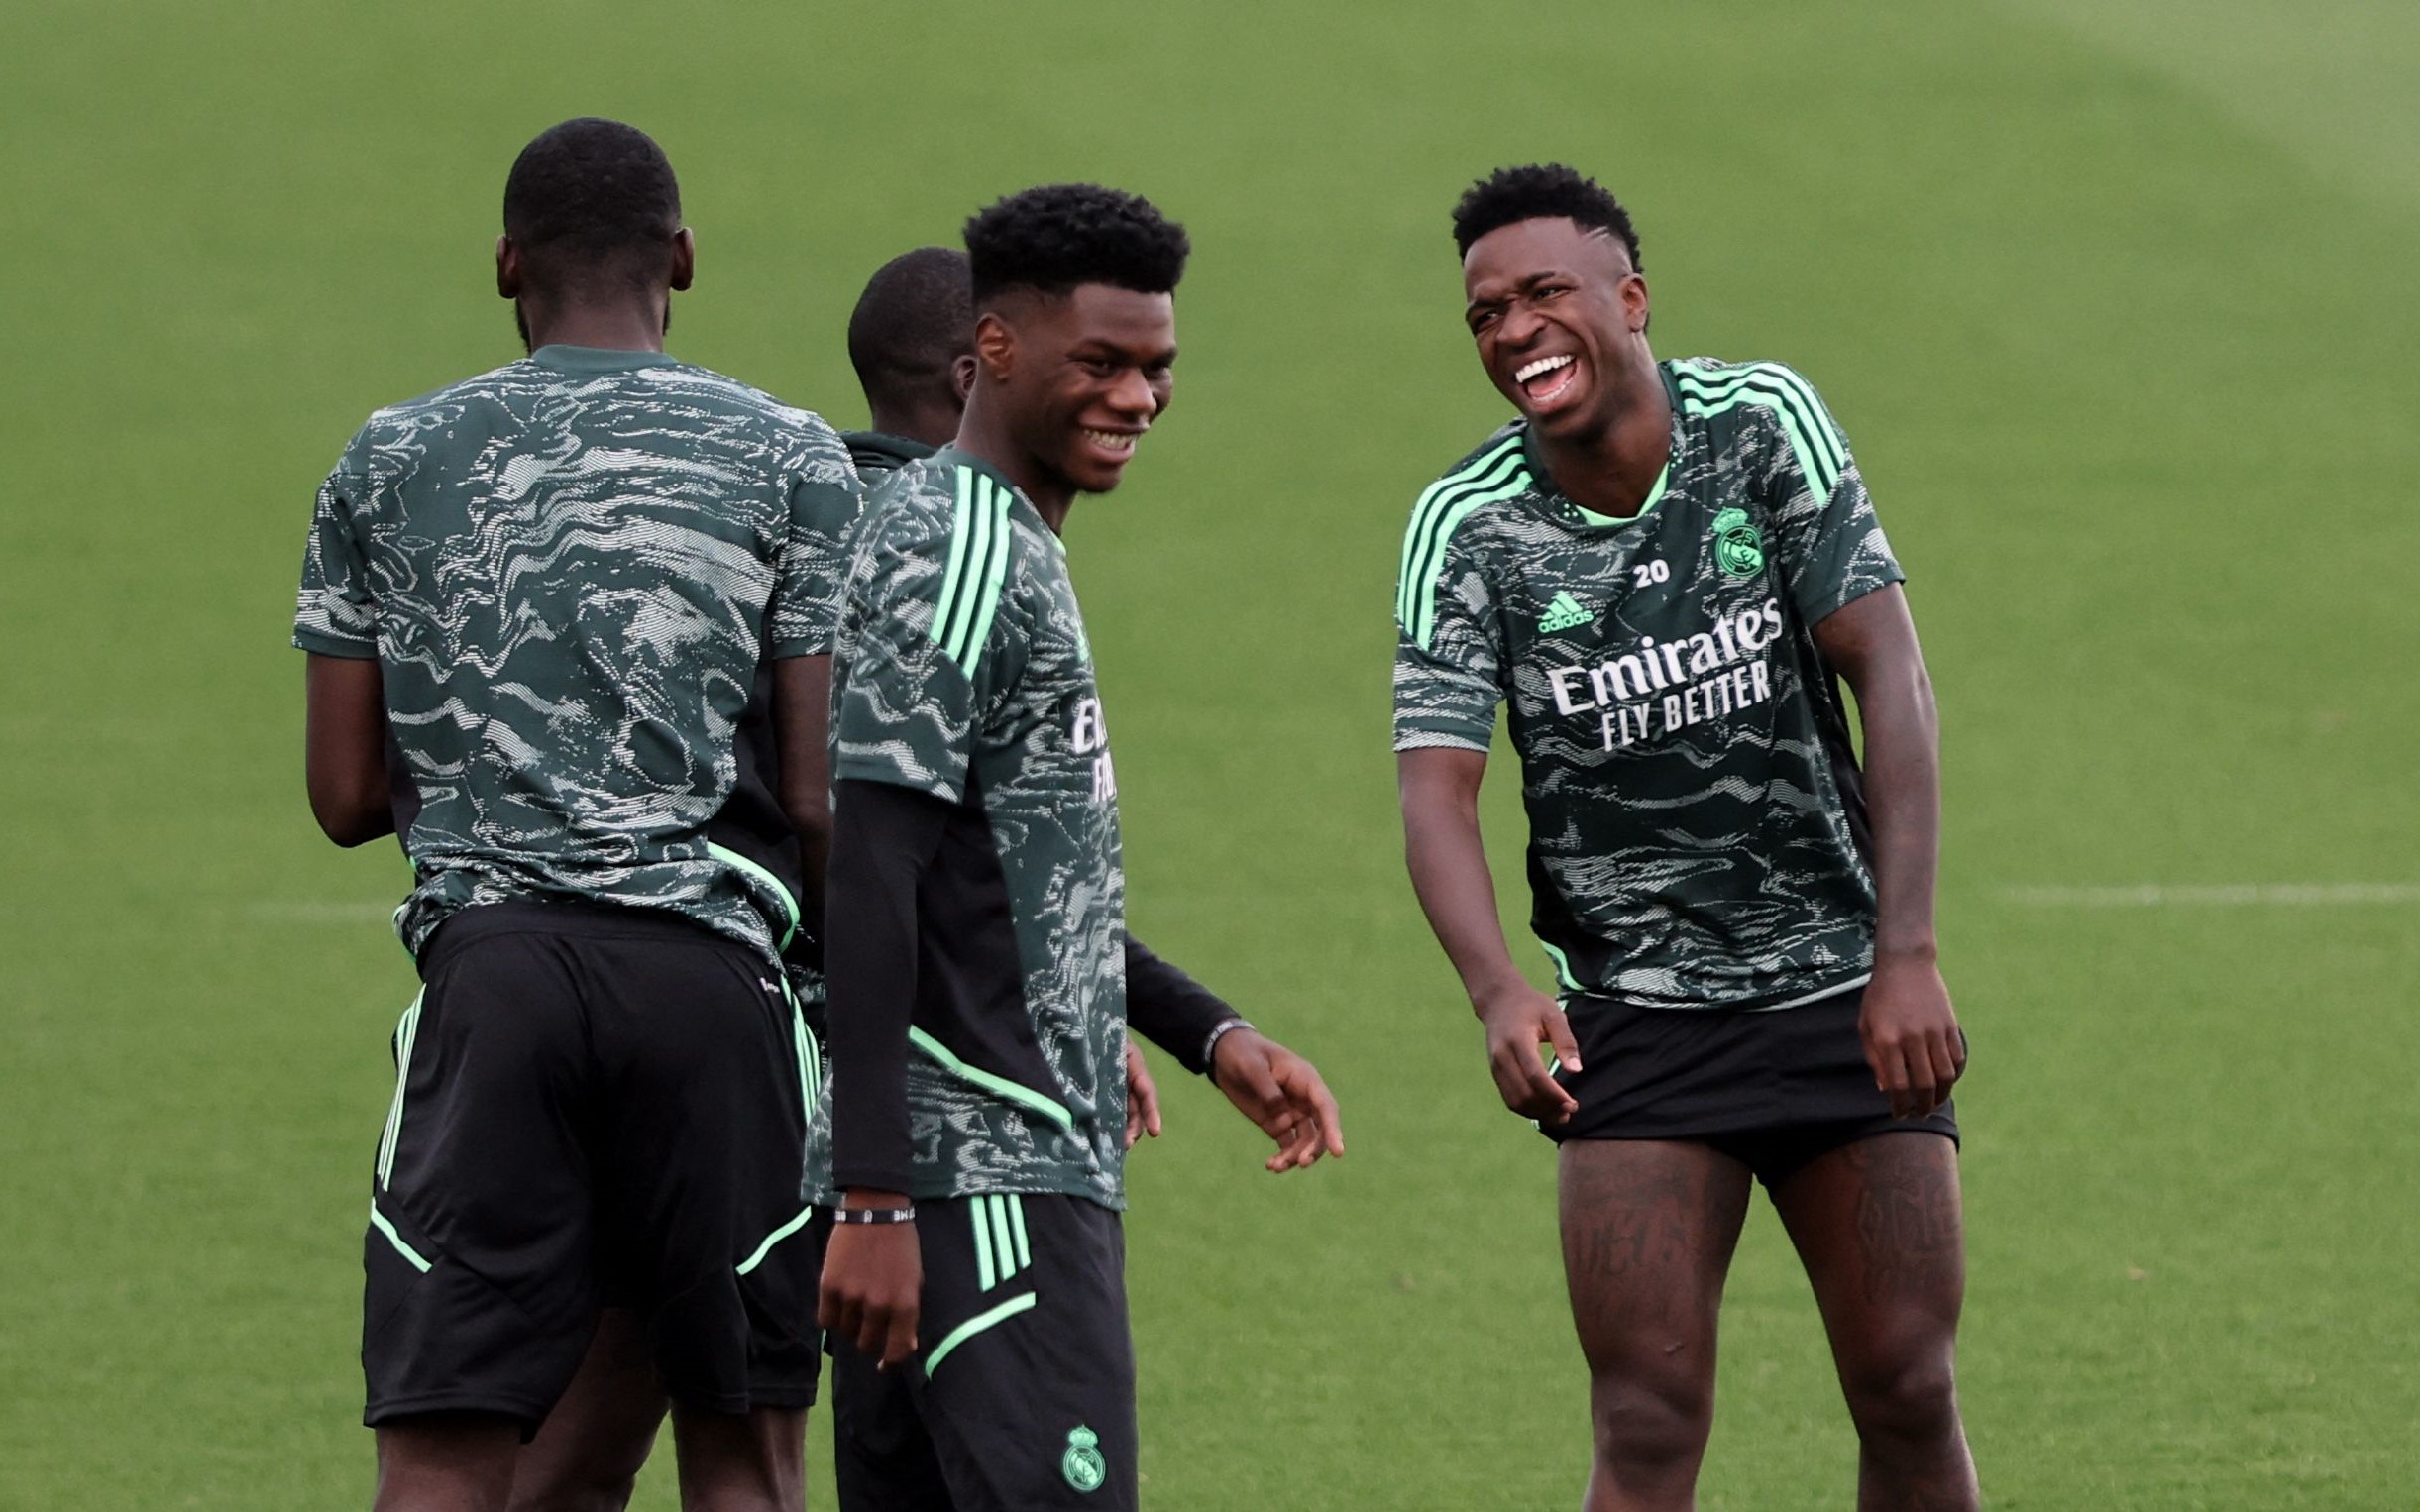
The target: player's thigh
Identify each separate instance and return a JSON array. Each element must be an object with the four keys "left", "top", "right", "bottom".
[
  {"left": 507, "top": 1308, "right": 666, "bottom": 1512},
  {"left": 1557, "top": 1138, "right": 1754, "bottom": 1375},
  {"left": 1768, "top": 1130, "right": 1965, "bottom": 1377},
  {"left": 588, "top": 929, "right": 821, "bottom": 1414},
  {"left": 917, "top": 1194, "right": 1137, "bottom": 1512},
  {"left": 366, "top": 924, "right": 605, "bottom": 1429}
]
